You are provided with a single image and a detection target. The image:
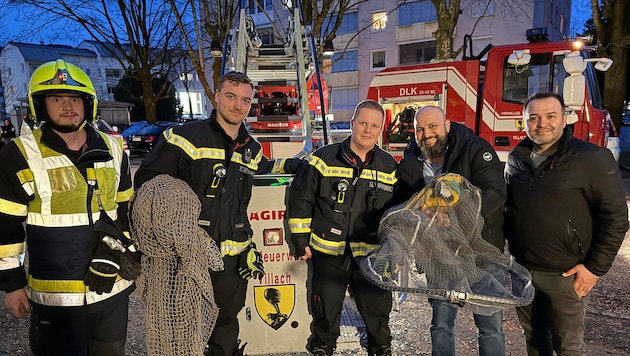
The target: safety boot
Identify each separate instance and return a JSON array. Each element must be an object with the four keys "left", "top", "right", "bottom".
[
  {"left": 310, "top": 345, "right": 334, "bottom": 356},
  {"left": 369, "top": 345, "right": 392, "bottom": 356}
]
